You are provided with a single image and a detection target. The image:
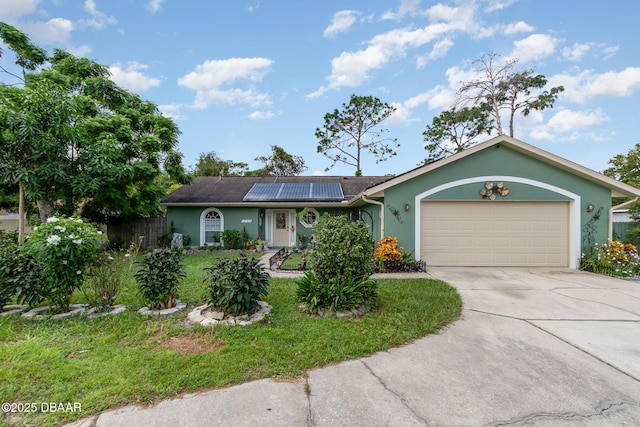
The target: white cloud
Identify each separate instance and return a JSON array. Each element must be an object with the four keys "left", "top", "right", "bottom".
[
  {"left": 246, "top": 4, "right": 259, "bottom": 13},
  {"left": 0, "top": 0, "right": 38, "bottom": 22},
  {"left": 248, "top": 110, "right": 275, "bottom": 120},
  {"left": 323, "top": 10, "right": 359, "bottom": 38},
  {"left": 109, "top": 62, "right": 161, "bottom": 92},
  {"left": 562, "top": 42, "right": 592, "bottom": 61},
  {"left": 601, "top": 45, "right": 619, "bottom": 60},
  {"left": 178, "top": 57, "right": 274, "bottom": 108},
  {"left": 550, "top": 67, "right": 640, "bottom": 103},
  {"left": 503, "top": 21, "right": 534, "bottom": 35},
  {"left": 416, "top": 38, "right": 454, "bottom": 67},
  {"left": 67, "top": 44, "right": 92, "bottom": 56},
  {"left": 82, "top": 0, "right": 117, "bottom": 29},
  {"left": 485, "top": 0, "right": 520, "bottom": 12},
  {"left": 509, "top": 33, "right": 558, "bottom": 62},
  {"left": 20, "top": 18, "right": 74, "bottom": 45},
  {"left": 158, "top": 104, "right": 185, "bottom": 120},
  {"left": 382, "top": 0, "right": 421, "bottom": 20},
  {"left": 309, "top": 2, "right": 480, "bottom": 98},
  {"left": 147, "top": 0, "right": 164, "bottom": 14},
  {"left": 389, "top": 86, "right": 456, "bottom": 125},
  {"left": 529, "top": 108, "right": 608, "bottom": 140}
]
